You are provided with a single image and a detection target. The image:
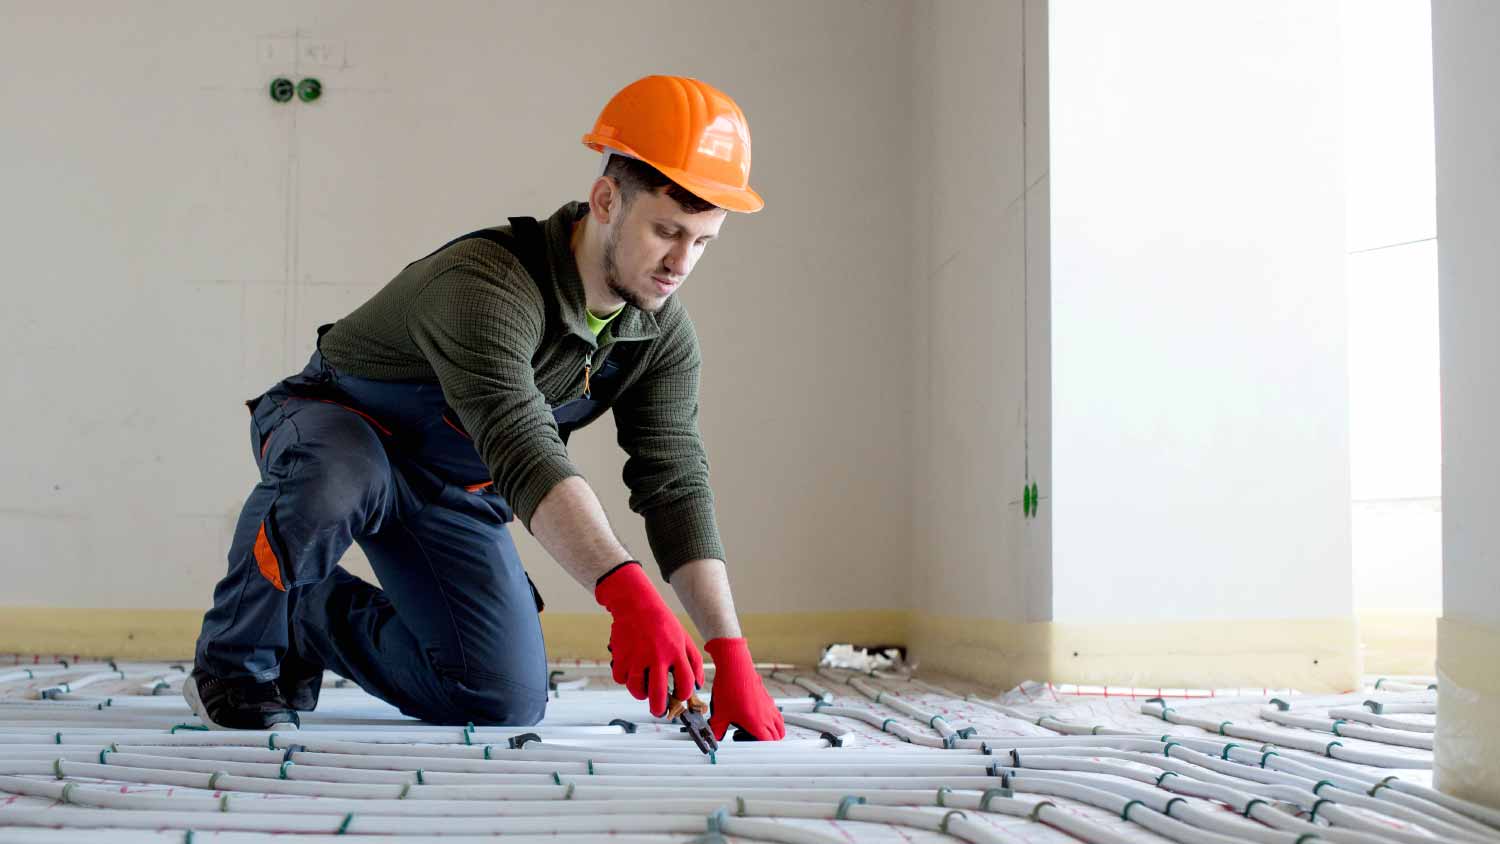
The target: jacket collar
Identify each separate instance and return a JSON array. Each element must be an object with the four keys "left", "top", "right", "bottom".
[{"left": 543, "top": 201, "right": 661, "bottom": 347}]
